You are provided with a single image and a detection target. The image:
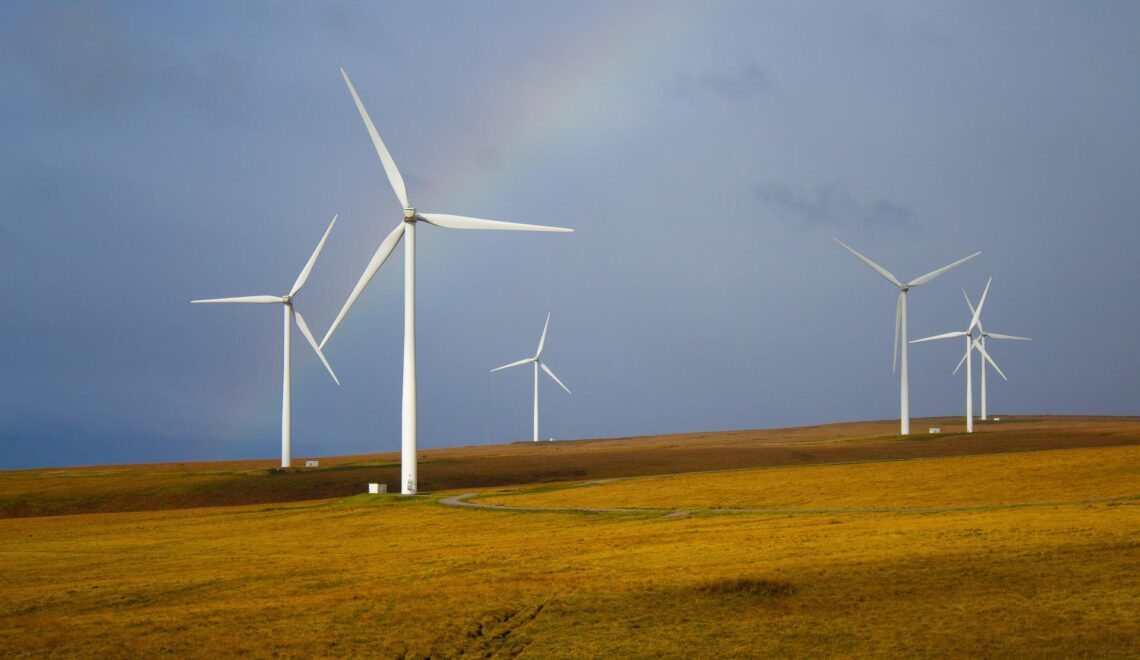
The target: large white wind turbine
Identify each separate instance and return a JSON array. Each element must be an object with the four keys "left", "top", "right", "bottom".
[
  {"left": 320, "top": 69, "right": 573, "bottom": 495},
  {"left": 834, "top": 238, "right": 980, "bottom": 435},
  {"left": 955, "top": 286, "right": 1032, "bottom": 421},
  {"left": 193, "top": 216, "right": 340, "bottom": 467},
  {"left": 491, "top": 313, "right": 572, "bottom": 443},
  {"left": 910, "top": 278, "right": 998, "bottom": 433}
]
